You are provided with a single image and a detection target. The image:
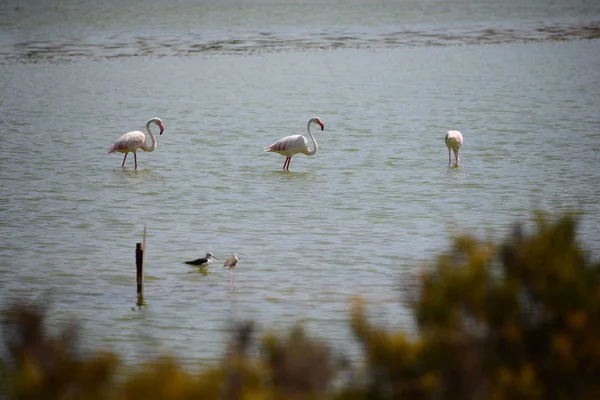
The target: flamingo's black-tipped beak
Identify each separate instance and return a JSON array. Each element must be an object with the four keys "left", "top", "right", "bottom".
[
  {"left": 159, "top": 126, "right": 164, "bottom": 135},
  {"left": 313, "top": 117, "right": 324, "bottom": 131}
]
